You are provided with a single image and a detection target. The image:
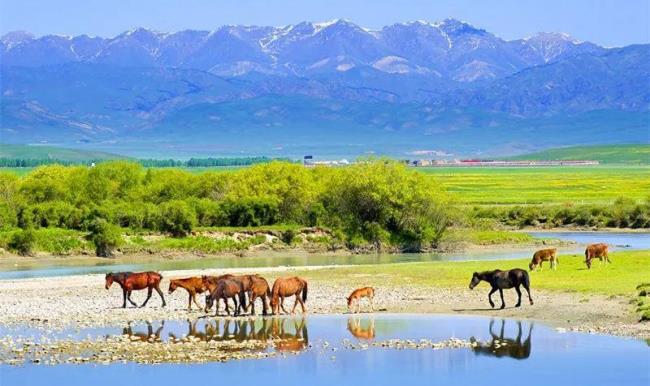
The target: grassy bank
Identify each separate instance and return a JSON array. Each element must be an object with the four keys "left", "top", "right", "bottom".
[
  {"left": 418, "top": 166, "right": 650, "bottom": 205},
  {"left": 298, "top": 250, "right": 650, "bottom": 297}
]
